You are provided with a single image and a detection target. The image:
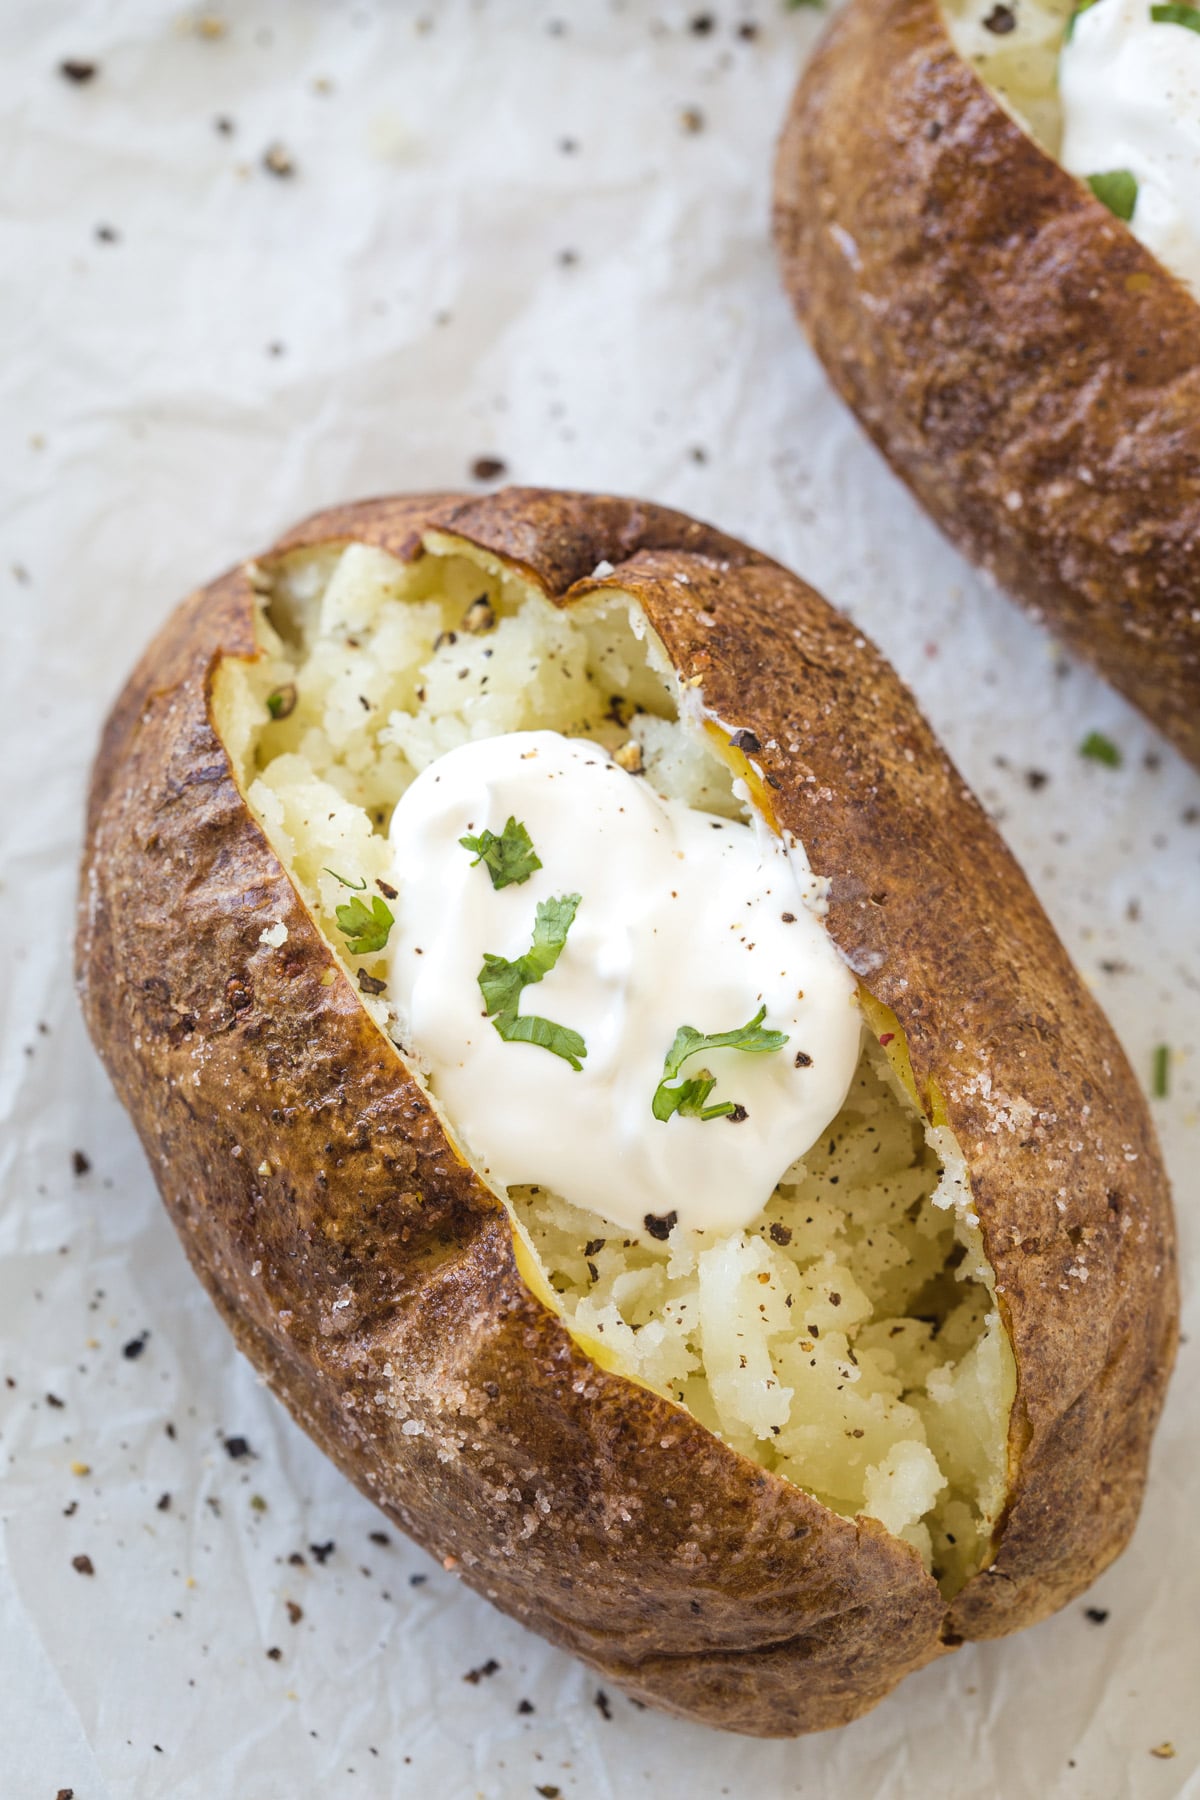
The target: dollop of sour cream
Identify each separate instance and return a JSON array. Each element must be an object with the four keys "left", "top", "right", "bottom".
[
  {"left": 1059, "top": 0, "right": 1200, "bottom": 296},
  {"left": 385, "top": 730, "right": 861, "bottom": 1236}
]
